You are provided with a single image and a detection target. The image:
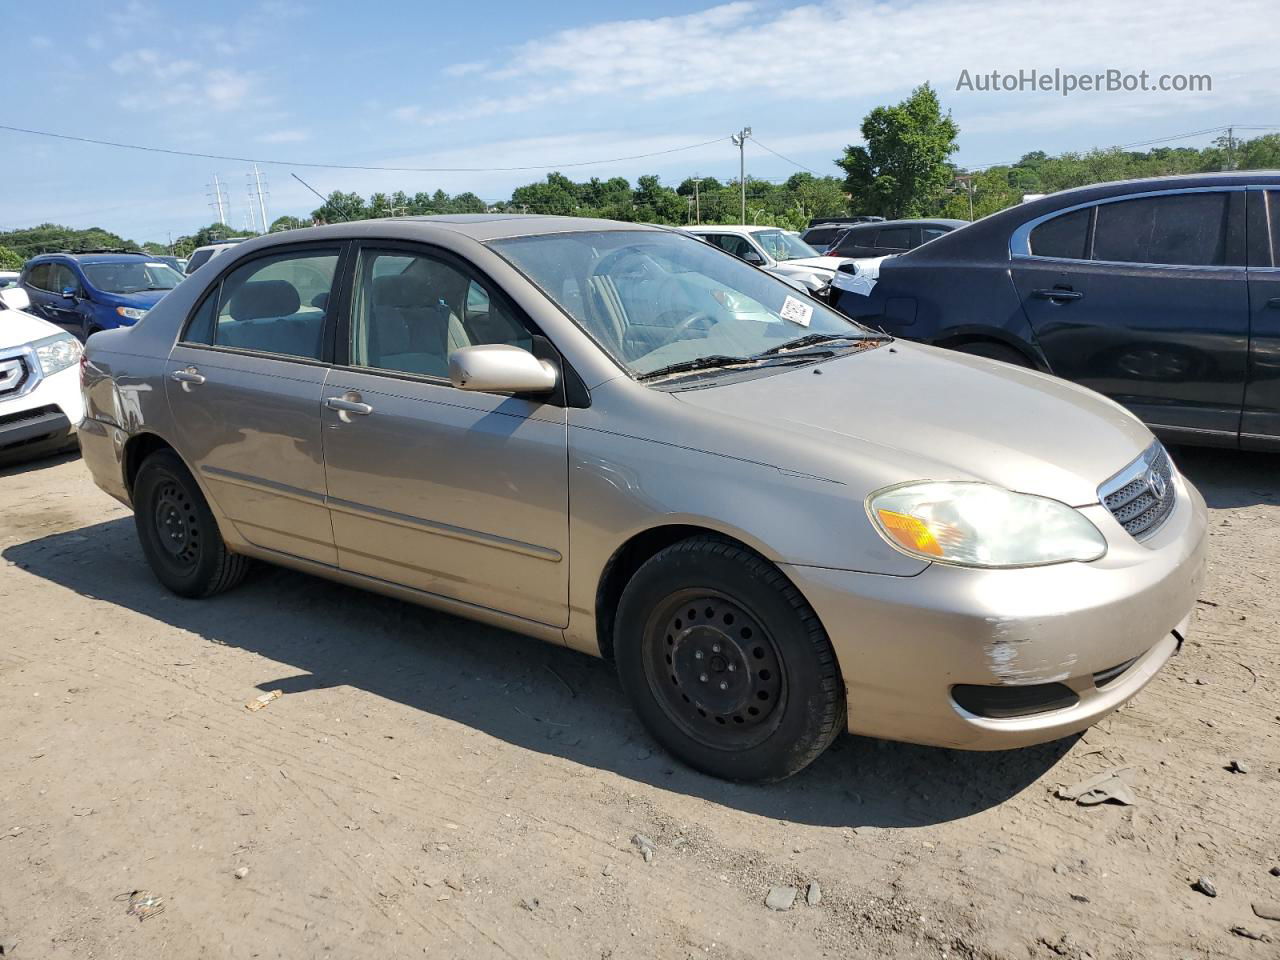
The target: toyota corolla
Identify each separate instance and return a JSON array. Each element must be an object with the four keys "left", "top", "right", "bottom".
[{"left": 78, "top": 215, "right": 1207, "bottom": 781}]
